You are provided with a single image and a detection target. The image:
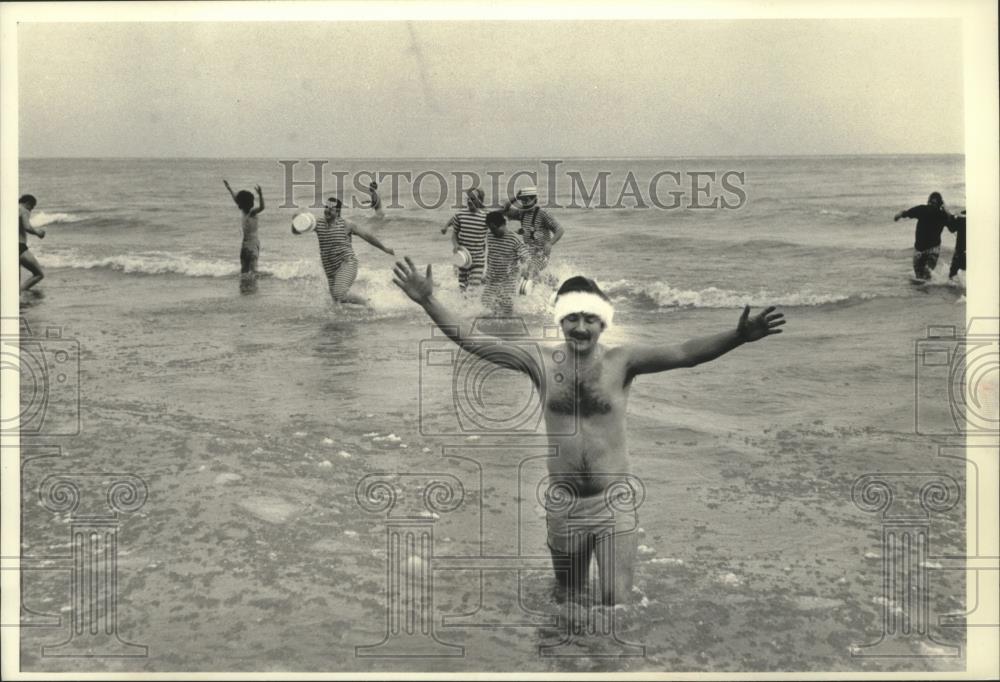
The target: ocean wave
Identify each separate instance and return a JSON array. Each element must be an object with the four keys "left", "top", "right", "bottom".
[
  {"left": 31, "top": 211, "right": 86, "bottom": 227},
  {"left": 29, "top": 212, "right": 143, "bottom": 230},
  {"left": 38, "top": 248, "right": 894, "bottom": 312},
  {"left": 818, "top": 208, "right": 863, "bottom": 218},
  {"left": 37, "top": 248, "right": 494, "bottom": 308},
  {"left": 602, "top": 278, "right": 877, "bottom": 309},
  {"left": 42, "top": 250, "right": 322, "bottom": 280}
]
